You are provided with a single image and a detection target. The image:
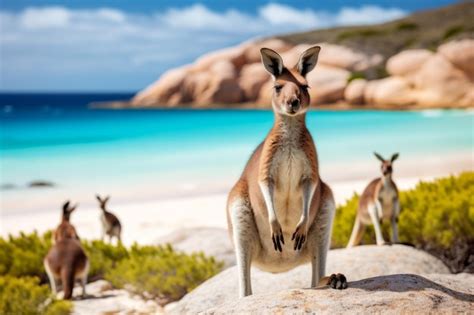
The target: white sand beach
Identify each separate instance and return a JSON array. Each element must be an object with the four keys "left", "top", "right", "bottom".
[{"left": 1, "top": 151, "right": 472, "bottom": 245}]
